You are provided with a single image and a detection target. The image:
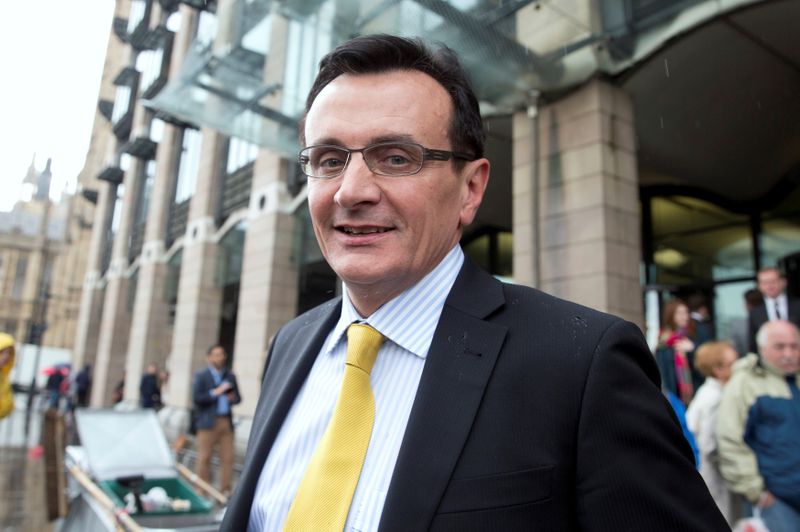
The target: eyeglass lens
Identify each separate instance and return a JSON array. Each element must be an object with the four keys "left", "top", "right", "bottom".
[{"left": 301, "top": 143, "right": 425, "bottom": 178}]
